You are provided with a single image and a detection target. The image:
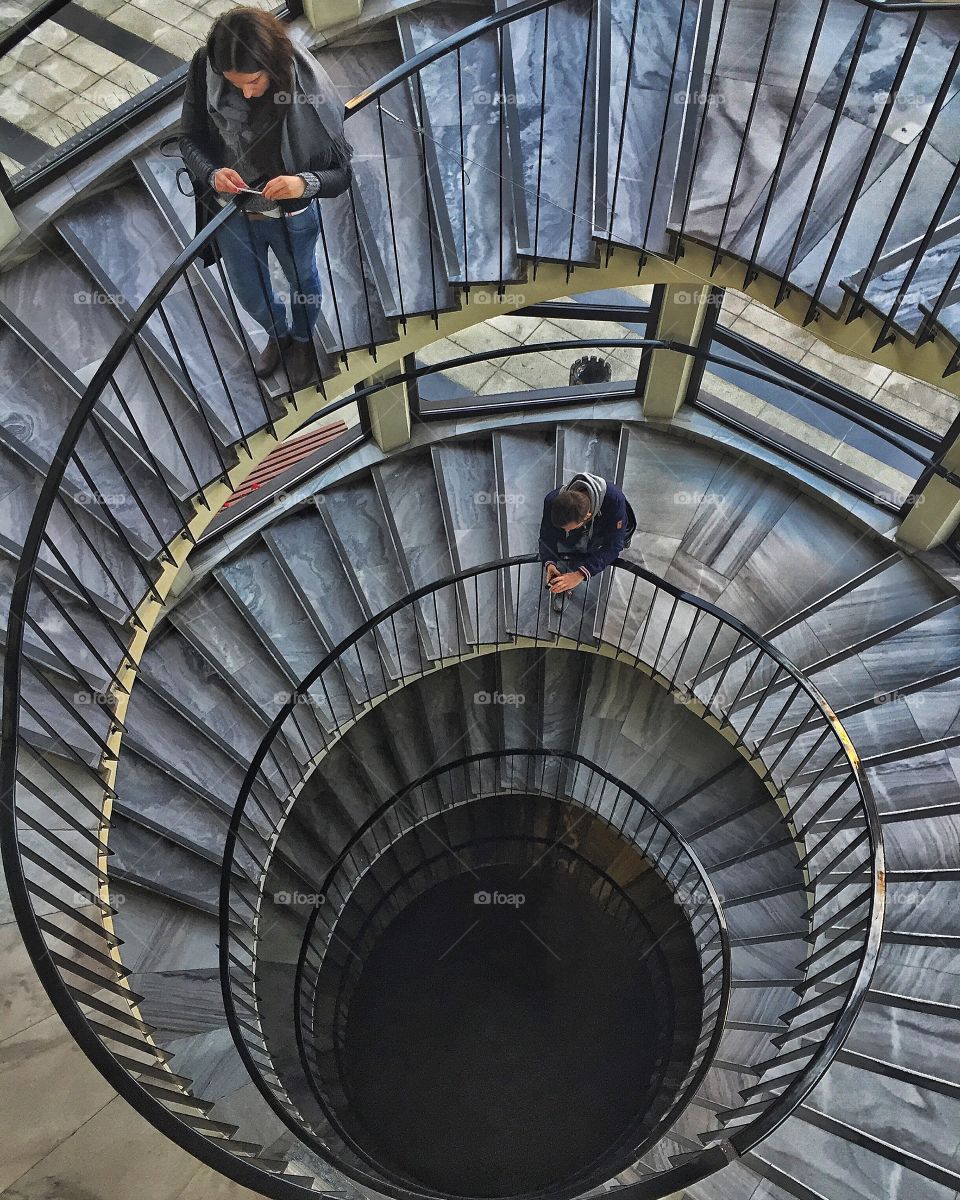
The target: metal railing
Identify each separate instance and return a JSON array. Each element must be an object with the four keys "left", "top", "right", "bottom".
[
  {"left": 0, "top": 0, "right": 928, "bottom": 1189},
  {"left": 290, "top": 750, "right": 729, "bottom": 1197},
  {"left": 219, "top": 554, "right": 885, "bottom": 1198}
]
